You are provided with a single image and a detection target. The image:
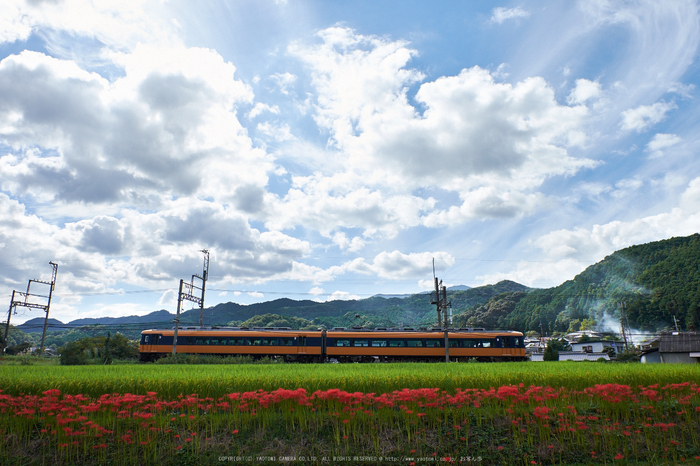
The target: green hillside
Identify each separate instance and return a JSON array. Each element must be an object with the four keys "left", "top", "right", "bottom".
[{"left": 497, "top": 233, "right": 700, "bottom": 334}]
